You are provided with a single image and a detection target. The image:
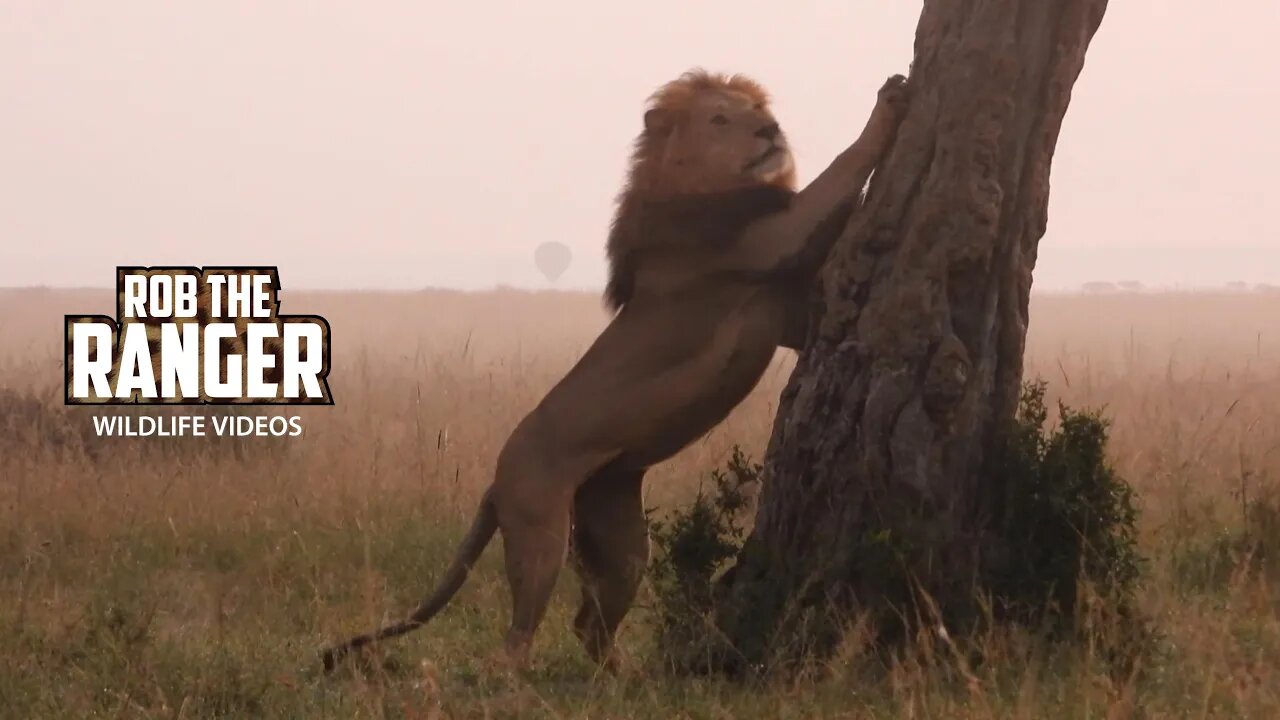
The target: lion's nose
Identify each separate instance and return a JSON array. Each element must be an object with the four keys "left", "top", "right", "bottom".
[{"left": 754, "top": 123, "right": 780, "bottom": 141}]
